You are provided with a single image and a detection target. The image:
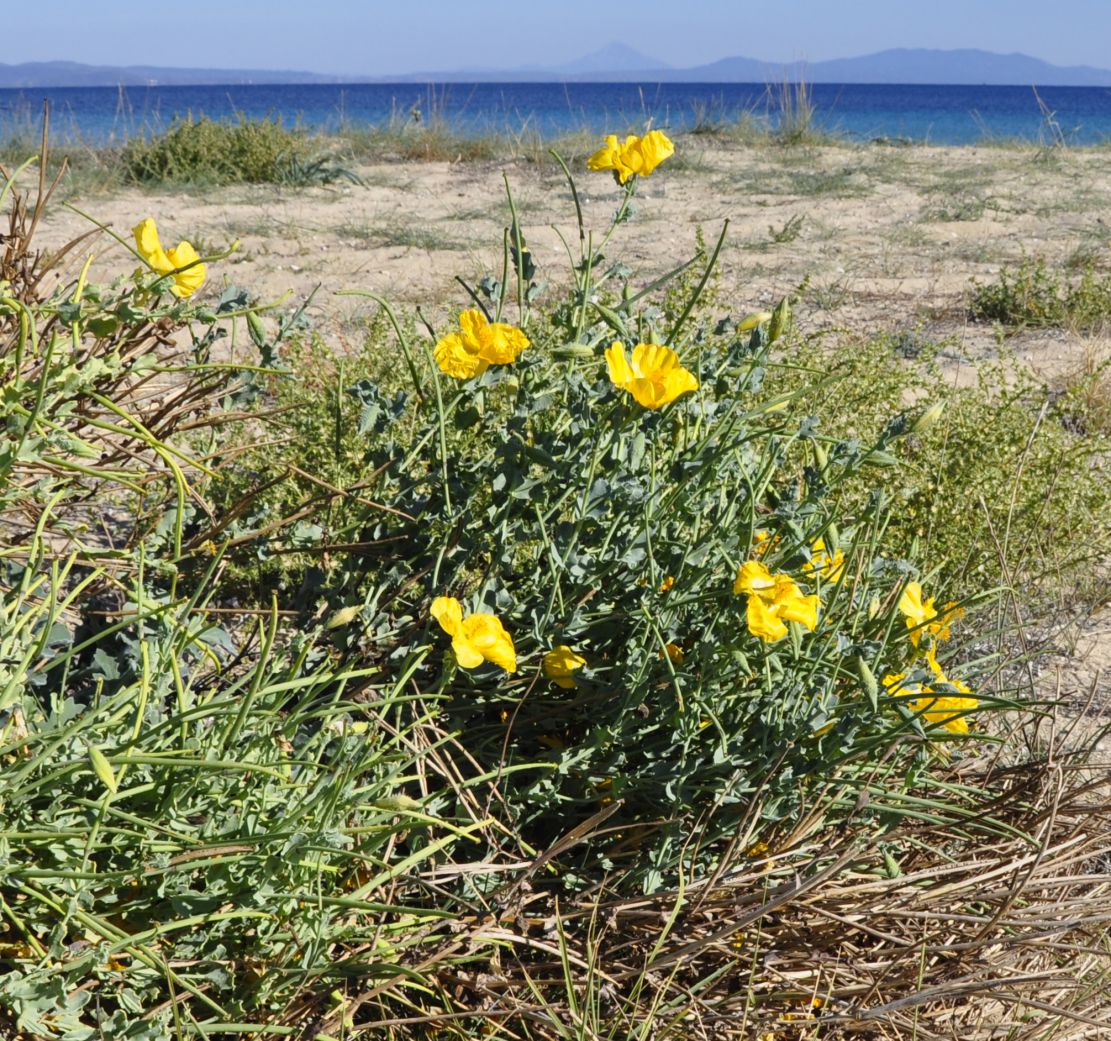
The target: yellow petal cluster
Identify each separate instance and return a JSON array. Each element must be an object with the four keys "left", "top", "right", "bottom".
[
  {"left": 542, "top": 645, "right": 586, "bottom": 689},
  {"left": 587, "top": 130, "right": 675, "bottom": 184},
  {"left": 605, "top": 342, "right": 698, "bottom": 410},
  {"left": 898, "top": 581, "right": 963, "bottom": 647},
  {"left": 431, "top": 596, "right": 517, "bottom": 673},
  {"left": 883, "top": 655, "right": 977, "bottom": 734},
  {"left": 804, "top": 538, "right": 845, "bottom": 583},
  {"left": 132, "top": 218, "right": 206, "bottom": 298},
  {"left": 733, "top": 560, "right": 820, "bottom": 643},
  {"left": 433, "top": 309, "right": 529, "bottom": 380}
]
